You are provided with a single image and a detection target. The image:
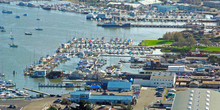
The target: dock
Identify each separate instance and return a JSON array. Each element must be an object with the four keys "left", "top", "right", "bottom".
[
  {"left": 38, "top": 83, "right": 83, "bottom": 88},
  {"left": 130, "top": 24, "right": 219, "bottom": 29},
  {"left": 23, "top": 88, "right": 50, "bottom": 96}
]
